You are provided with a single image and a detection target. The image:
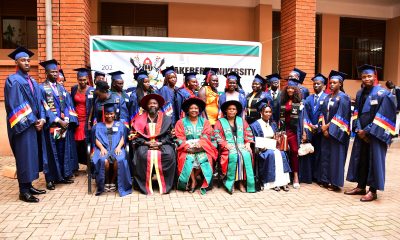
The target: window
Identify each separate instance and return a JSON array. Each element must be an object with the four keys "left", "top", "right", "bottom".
[
  {"left": 0, "top": 0, "right": 37, "bottom": 49},
  {"left": 339, "top": 17, "right": 385, "bottom": 80},
  {"left": 101, "top": 3, "right": 168, "bottom": 37}
]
